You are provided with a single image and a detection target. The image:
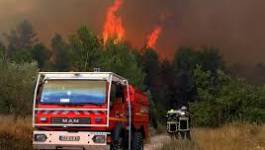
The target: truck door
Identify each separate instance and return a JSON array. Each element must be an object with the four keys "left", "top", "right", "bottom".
[{"left": 110, "top": 82, "right": 127, "bottom": 124}]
